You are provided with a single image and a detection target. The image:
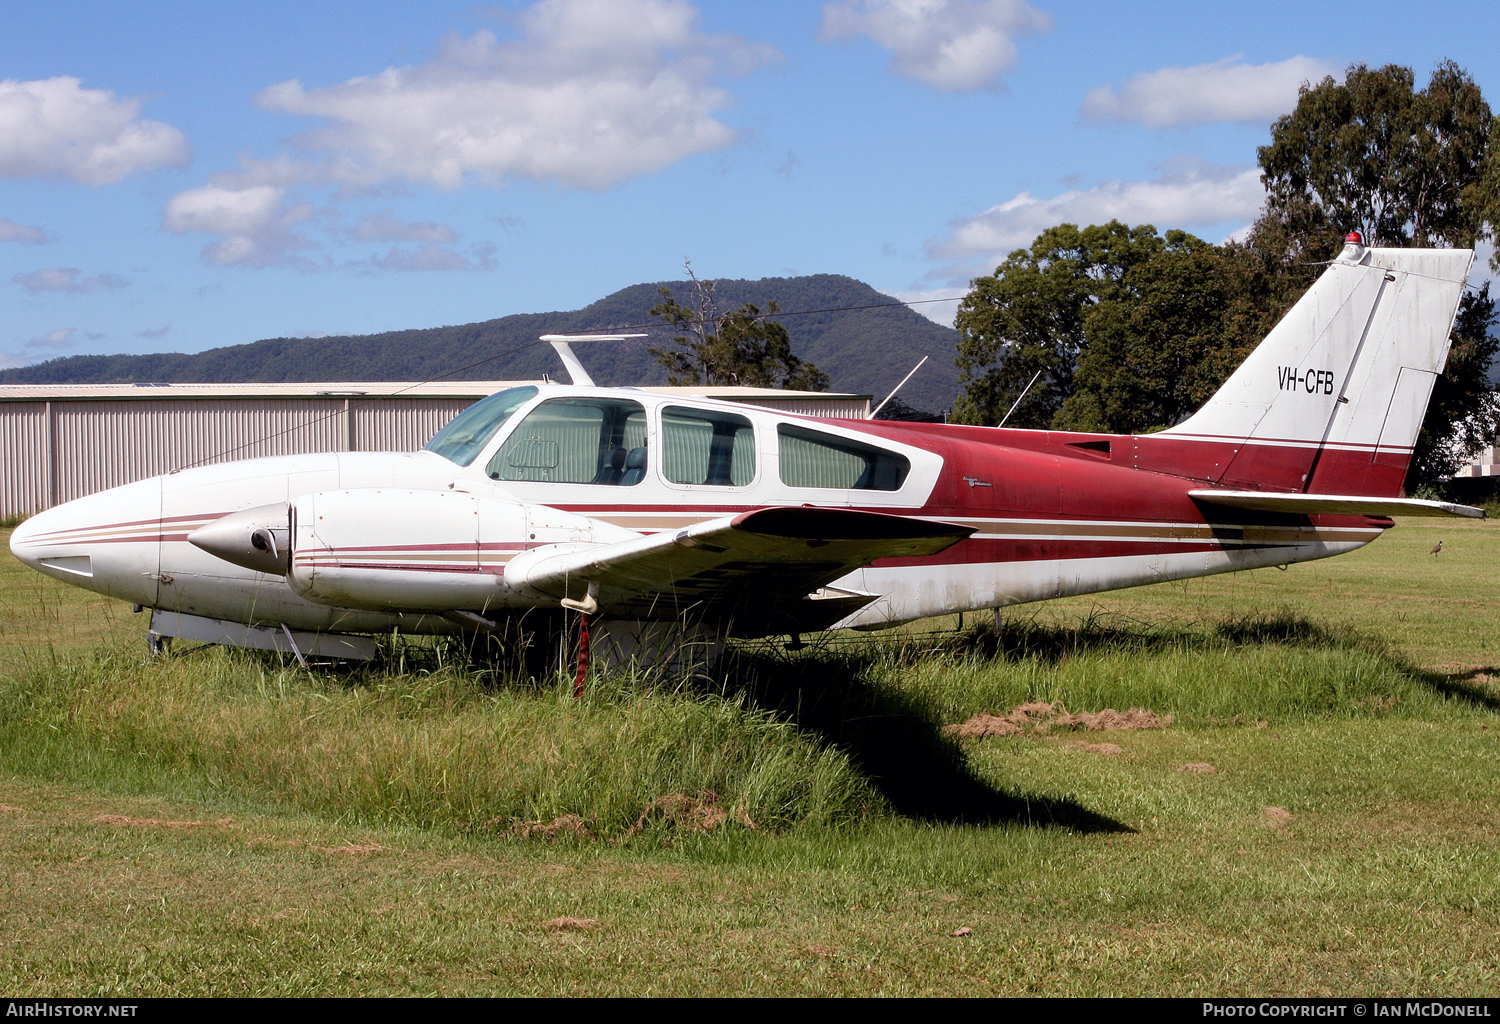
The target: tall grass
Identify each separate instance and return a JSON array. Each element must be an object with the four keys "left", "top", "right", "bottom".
[
  {"left": 847, "top": 611, "right": 1483, "bottom": 726},
  {"left": 0, "top": 641, "right": 873, "bottom": 836},
  {"left": 0, "top": 610, "right": 1481, "bottom": 840}
]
